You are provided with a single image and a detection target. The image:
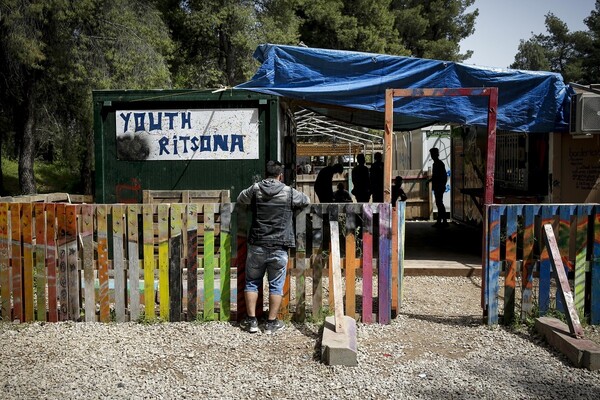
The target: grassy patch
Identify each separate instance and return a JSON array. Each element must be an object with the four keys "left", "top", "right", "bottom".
[{"left": 1, "top": 157, "right": 81, "bottom": 195}]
